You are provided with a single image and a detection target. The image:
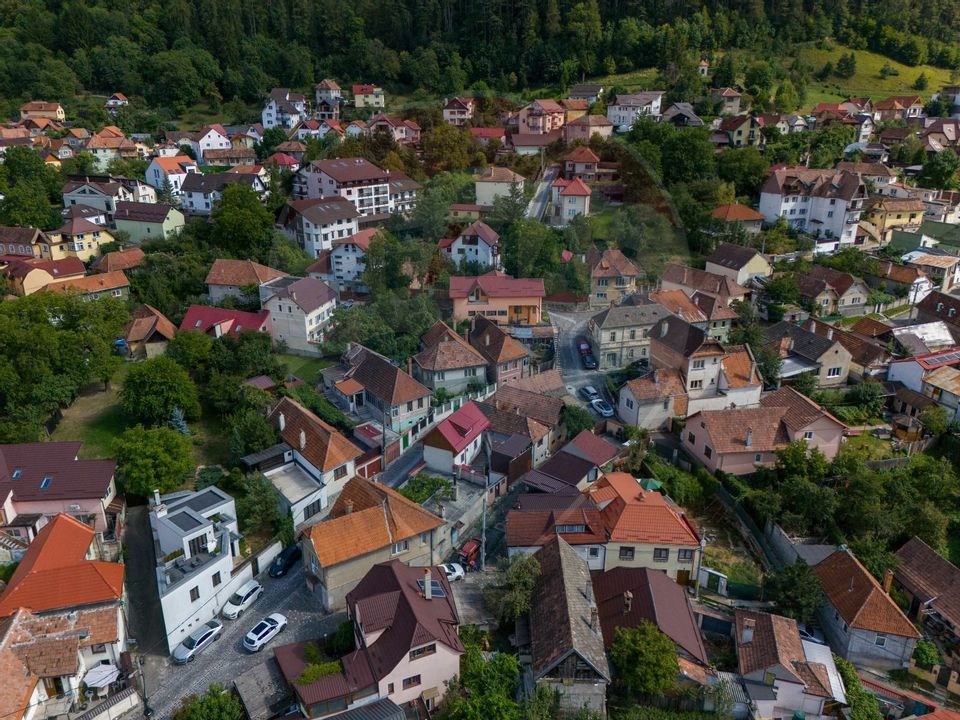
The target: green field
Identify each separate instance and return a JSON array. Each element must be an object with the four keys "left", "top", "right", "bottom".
[{"left": 279, "top": 354, "right": 335, "bottom": 383}]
